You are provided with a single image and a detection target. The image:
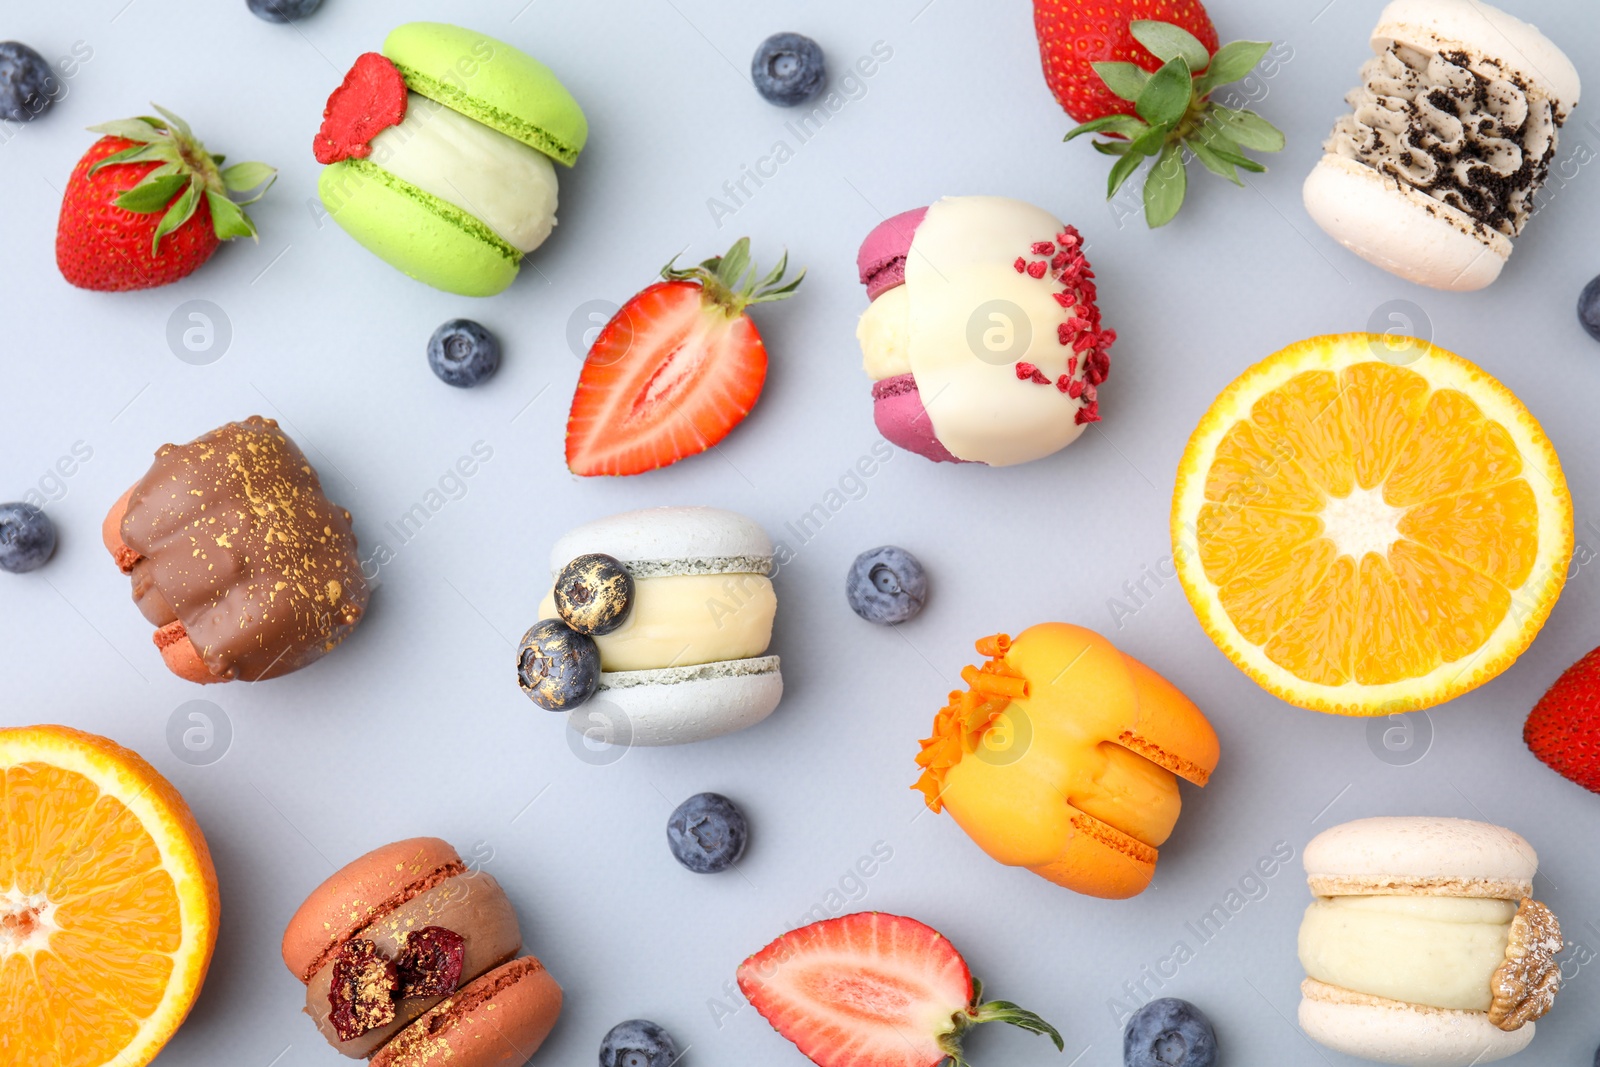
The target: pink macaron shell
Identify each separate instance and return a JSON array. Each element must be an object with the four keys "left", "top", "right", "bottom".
[
  {"left": 871, "top": 374, "right": 971, "bottom": 464},
  {"left": 857, "top": 207, "right": 928, "bottom": 299}
]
